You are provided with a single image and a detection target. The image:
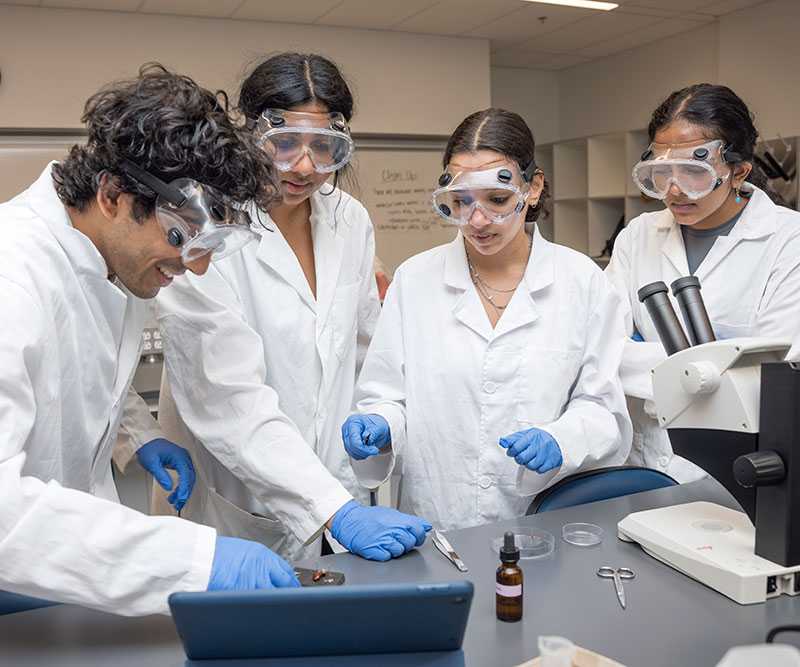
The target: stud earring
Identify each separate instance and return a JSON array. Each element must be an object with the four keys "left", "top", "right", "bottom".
[{"left": 735, "top": 186, "right": 742, "bottom": 204}]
